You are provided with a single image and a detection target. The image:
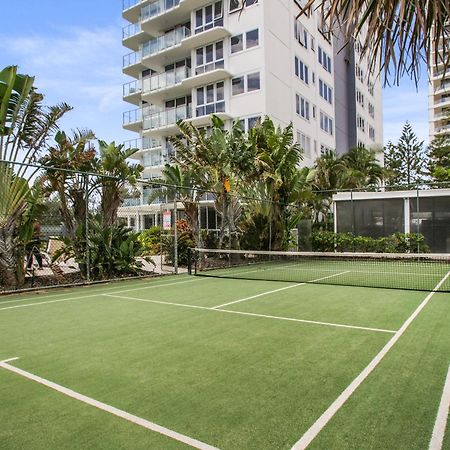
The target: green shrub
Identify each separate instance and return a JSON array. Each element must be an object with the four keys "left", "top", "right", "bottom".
[
  {"left": 138, "top": 226, "right": 161, "bottom": 255},
  {"left": 311, "top": 231, "right": 430, "bottom": 253},
  {"left": 161, "top": 219, "right": 196, "bottom": 266}
]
